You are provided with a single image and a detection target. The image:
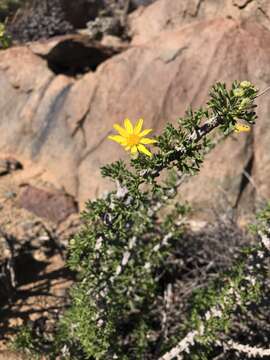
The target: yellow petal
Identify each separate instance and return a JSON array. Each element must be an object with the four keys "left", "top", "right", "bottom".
[
  {"left": 130, "top": 145, "right": 138, "bottom": 154},
  {"left": 234, "top": 124, "right": 251, "bottom": 133},
  {"left": 124, "top": 118, "right": 133, "bottom": 134},
  {"left": 113, "top": 124, "right": 129, "bottom": 137},
  {"left": 134, "top": 118, "right": 144, "bottom": 134},
  {"left": 137, "top": 144, "right": 153, "bottom": 157},
  {"left": 140, "top": 137, "right": 157, "bottom": 144},
  {"left": 139, "top": 128, "right": 152, "bottom": 137},
  {"left": 108, "top": 135, "right": 126, "bottom": 144}
]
